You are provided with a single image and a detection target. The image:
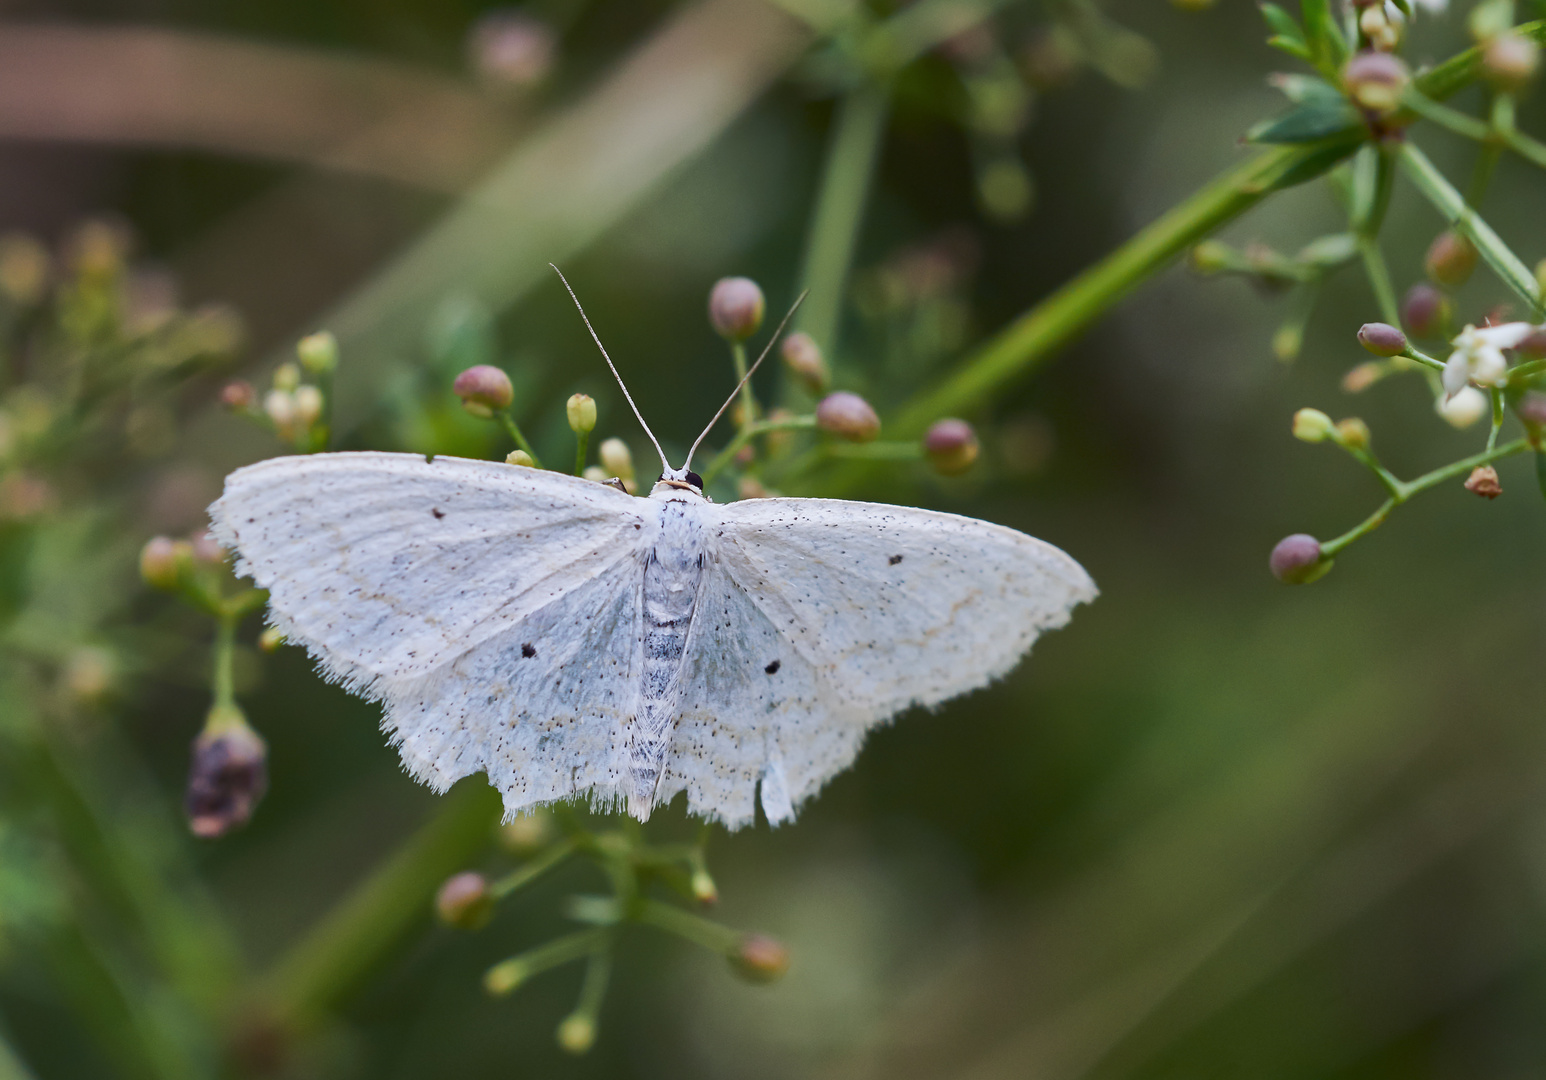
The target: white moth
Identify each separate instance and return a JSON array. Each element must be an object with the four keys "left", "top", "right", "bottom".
[{"left": 210, "top": 273, "right": 1096, "bottom": 830}]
